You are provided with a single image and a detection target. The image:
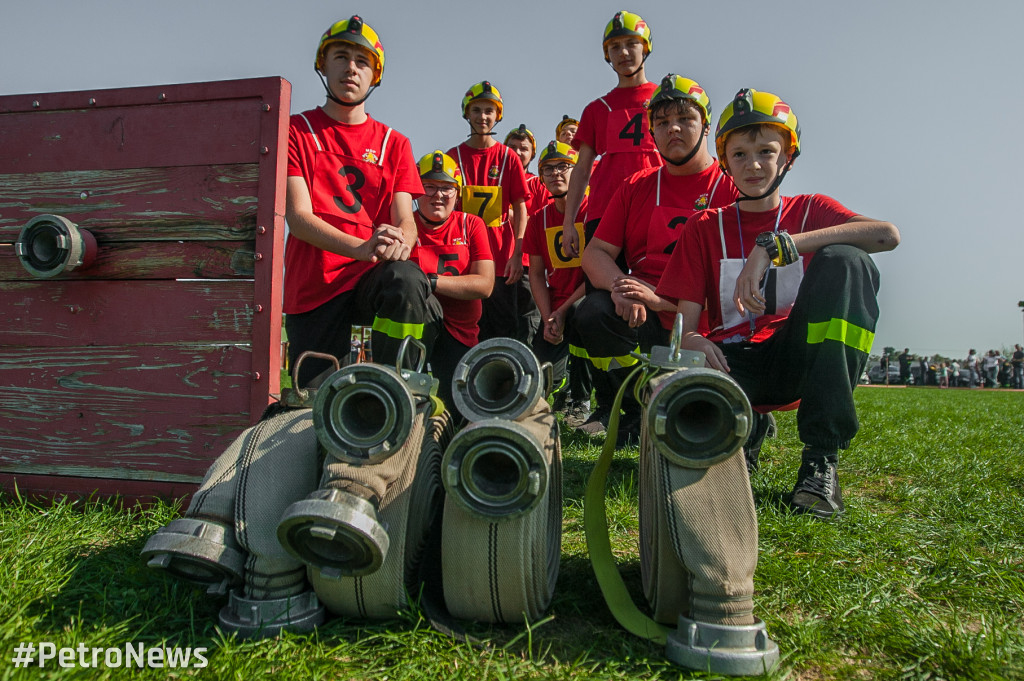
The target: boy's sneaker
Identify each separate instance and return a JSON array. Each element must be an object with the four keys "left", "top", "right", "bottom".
[
  {"left": 743, "top": 412, "right": 777, "bottom": 473},
  {"left": 789, "top": 450, "right": 844, "bottom": 519},
  {"left": 576, "top": 406, "right": 611, "bottom": 436},
  {"left": 565, "top": 400, "right": 592, "bottom": 428}
]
